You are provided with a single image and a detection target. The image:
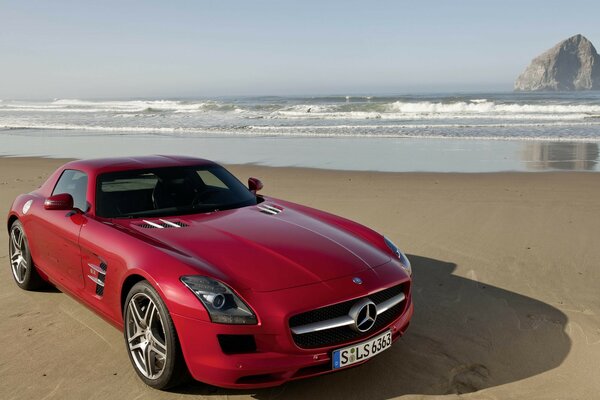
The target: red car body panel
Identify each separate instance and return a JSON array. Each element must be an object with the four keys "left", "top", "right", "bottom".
[{"left": 7, "top": 156, "right": 413, "bottom": 388}]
